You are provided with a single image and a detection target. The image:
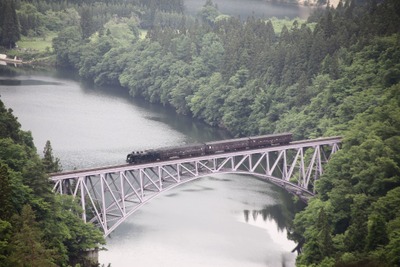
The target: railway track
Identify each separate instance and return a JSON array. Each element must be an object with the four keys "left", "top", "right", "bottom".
[{"left": 49, "top": 136, "right": 341, "bottom": 180}]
